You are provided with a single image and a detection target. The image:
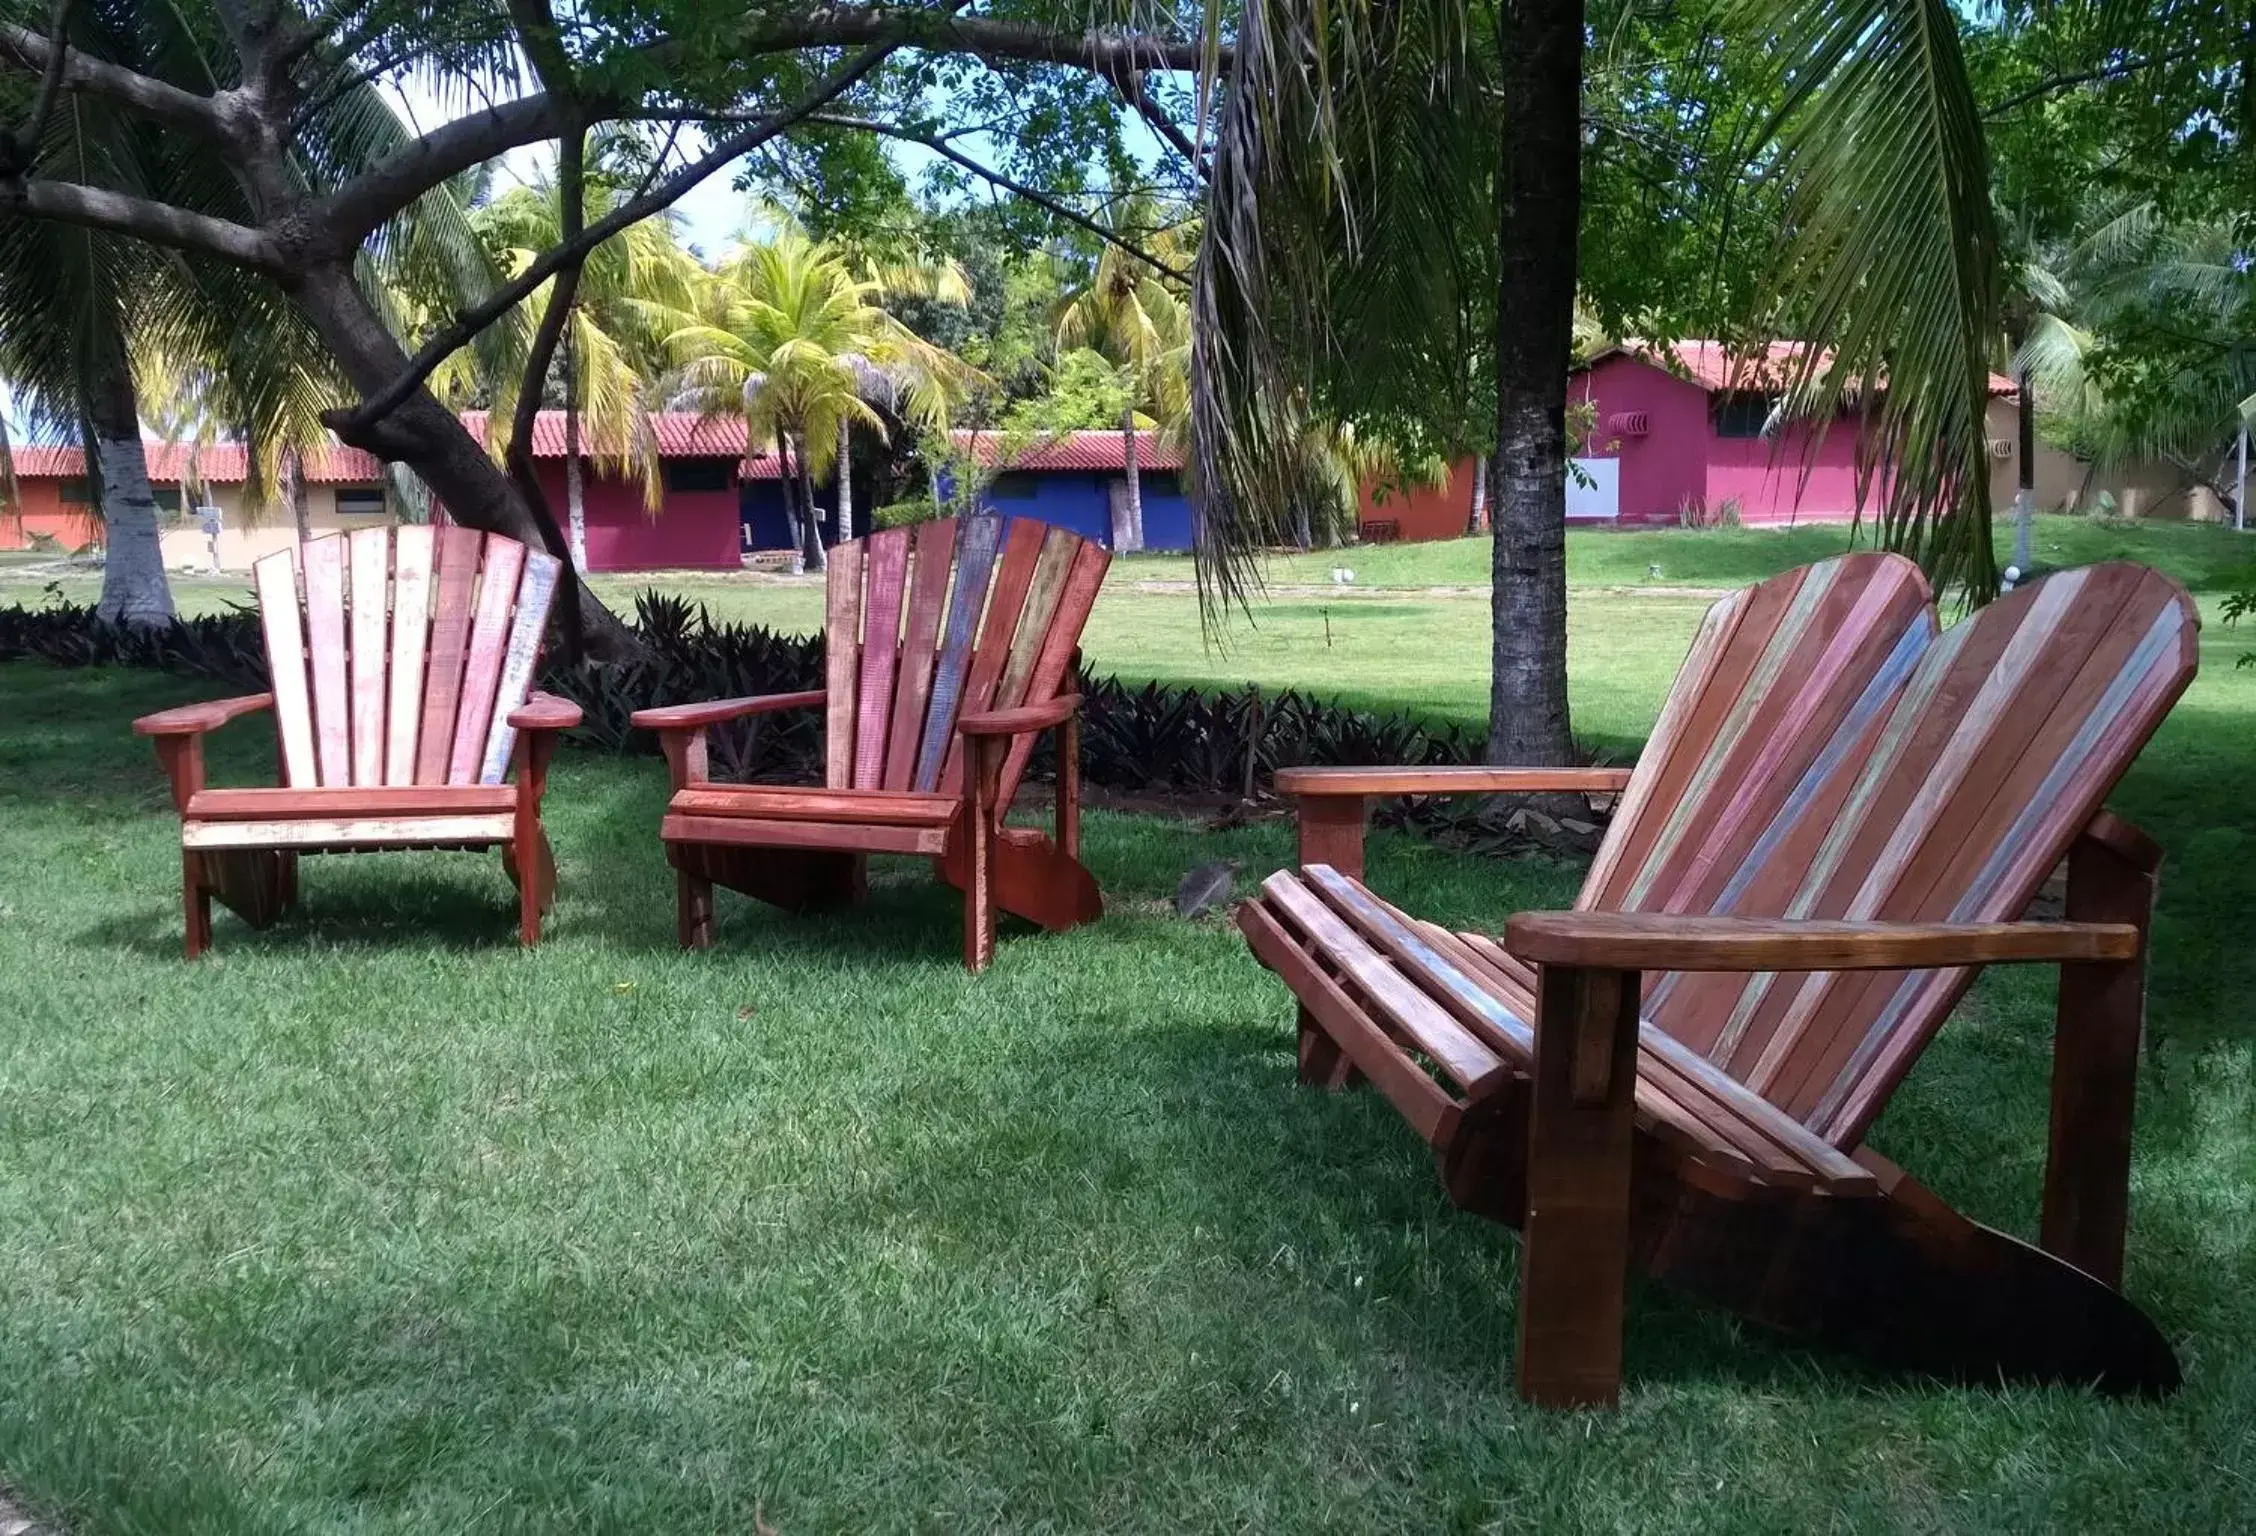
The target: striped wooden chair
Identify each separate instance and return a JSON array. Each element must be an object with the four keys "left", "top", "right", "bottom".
[
  {"left": 1240, "top": 552, "right": 2197, "bottom": 1407},
  {"left": 633, "top": 515, "right": 1110, "bottom": 971},
  {"left": 132, "top": 527, "right": 580, "bottom": 955}
]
